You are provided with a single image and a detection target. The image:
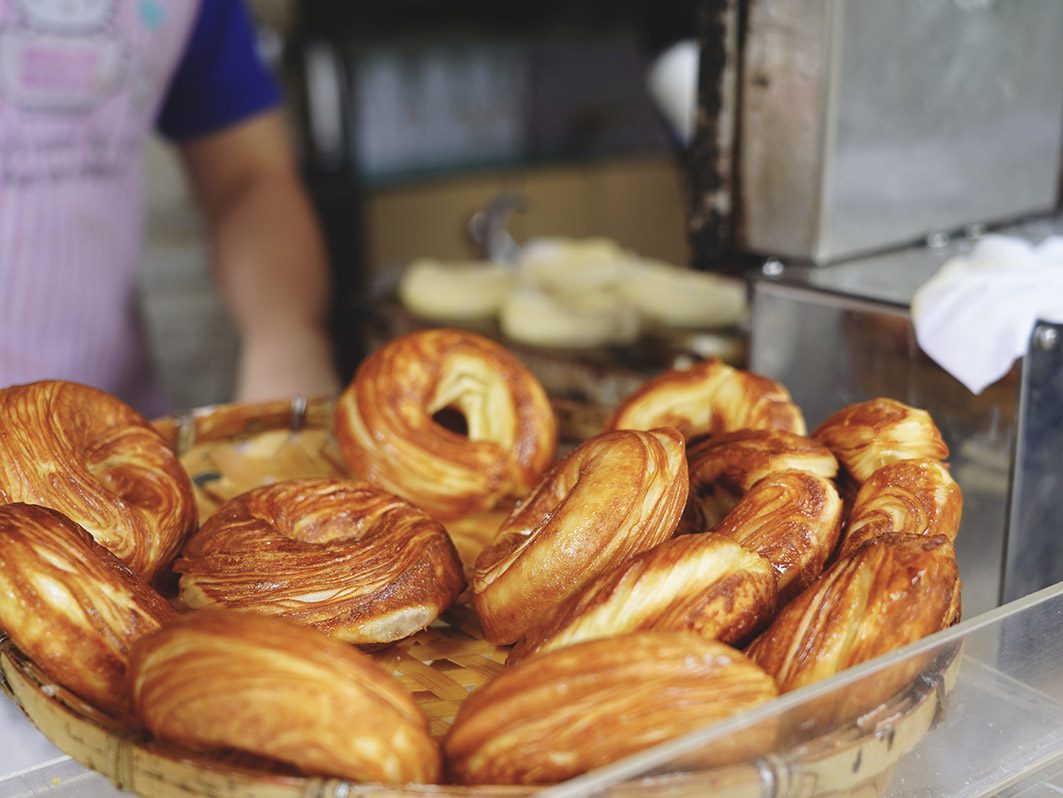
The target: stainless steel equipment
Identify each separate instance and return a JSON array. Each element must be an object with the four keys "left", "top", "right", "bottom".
[
  {"left": 688, "top": 0, "right": 1063, "bottom": 614},
  {"left": 690, "top": 0, "right": 1063, "bottom": 265}
]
